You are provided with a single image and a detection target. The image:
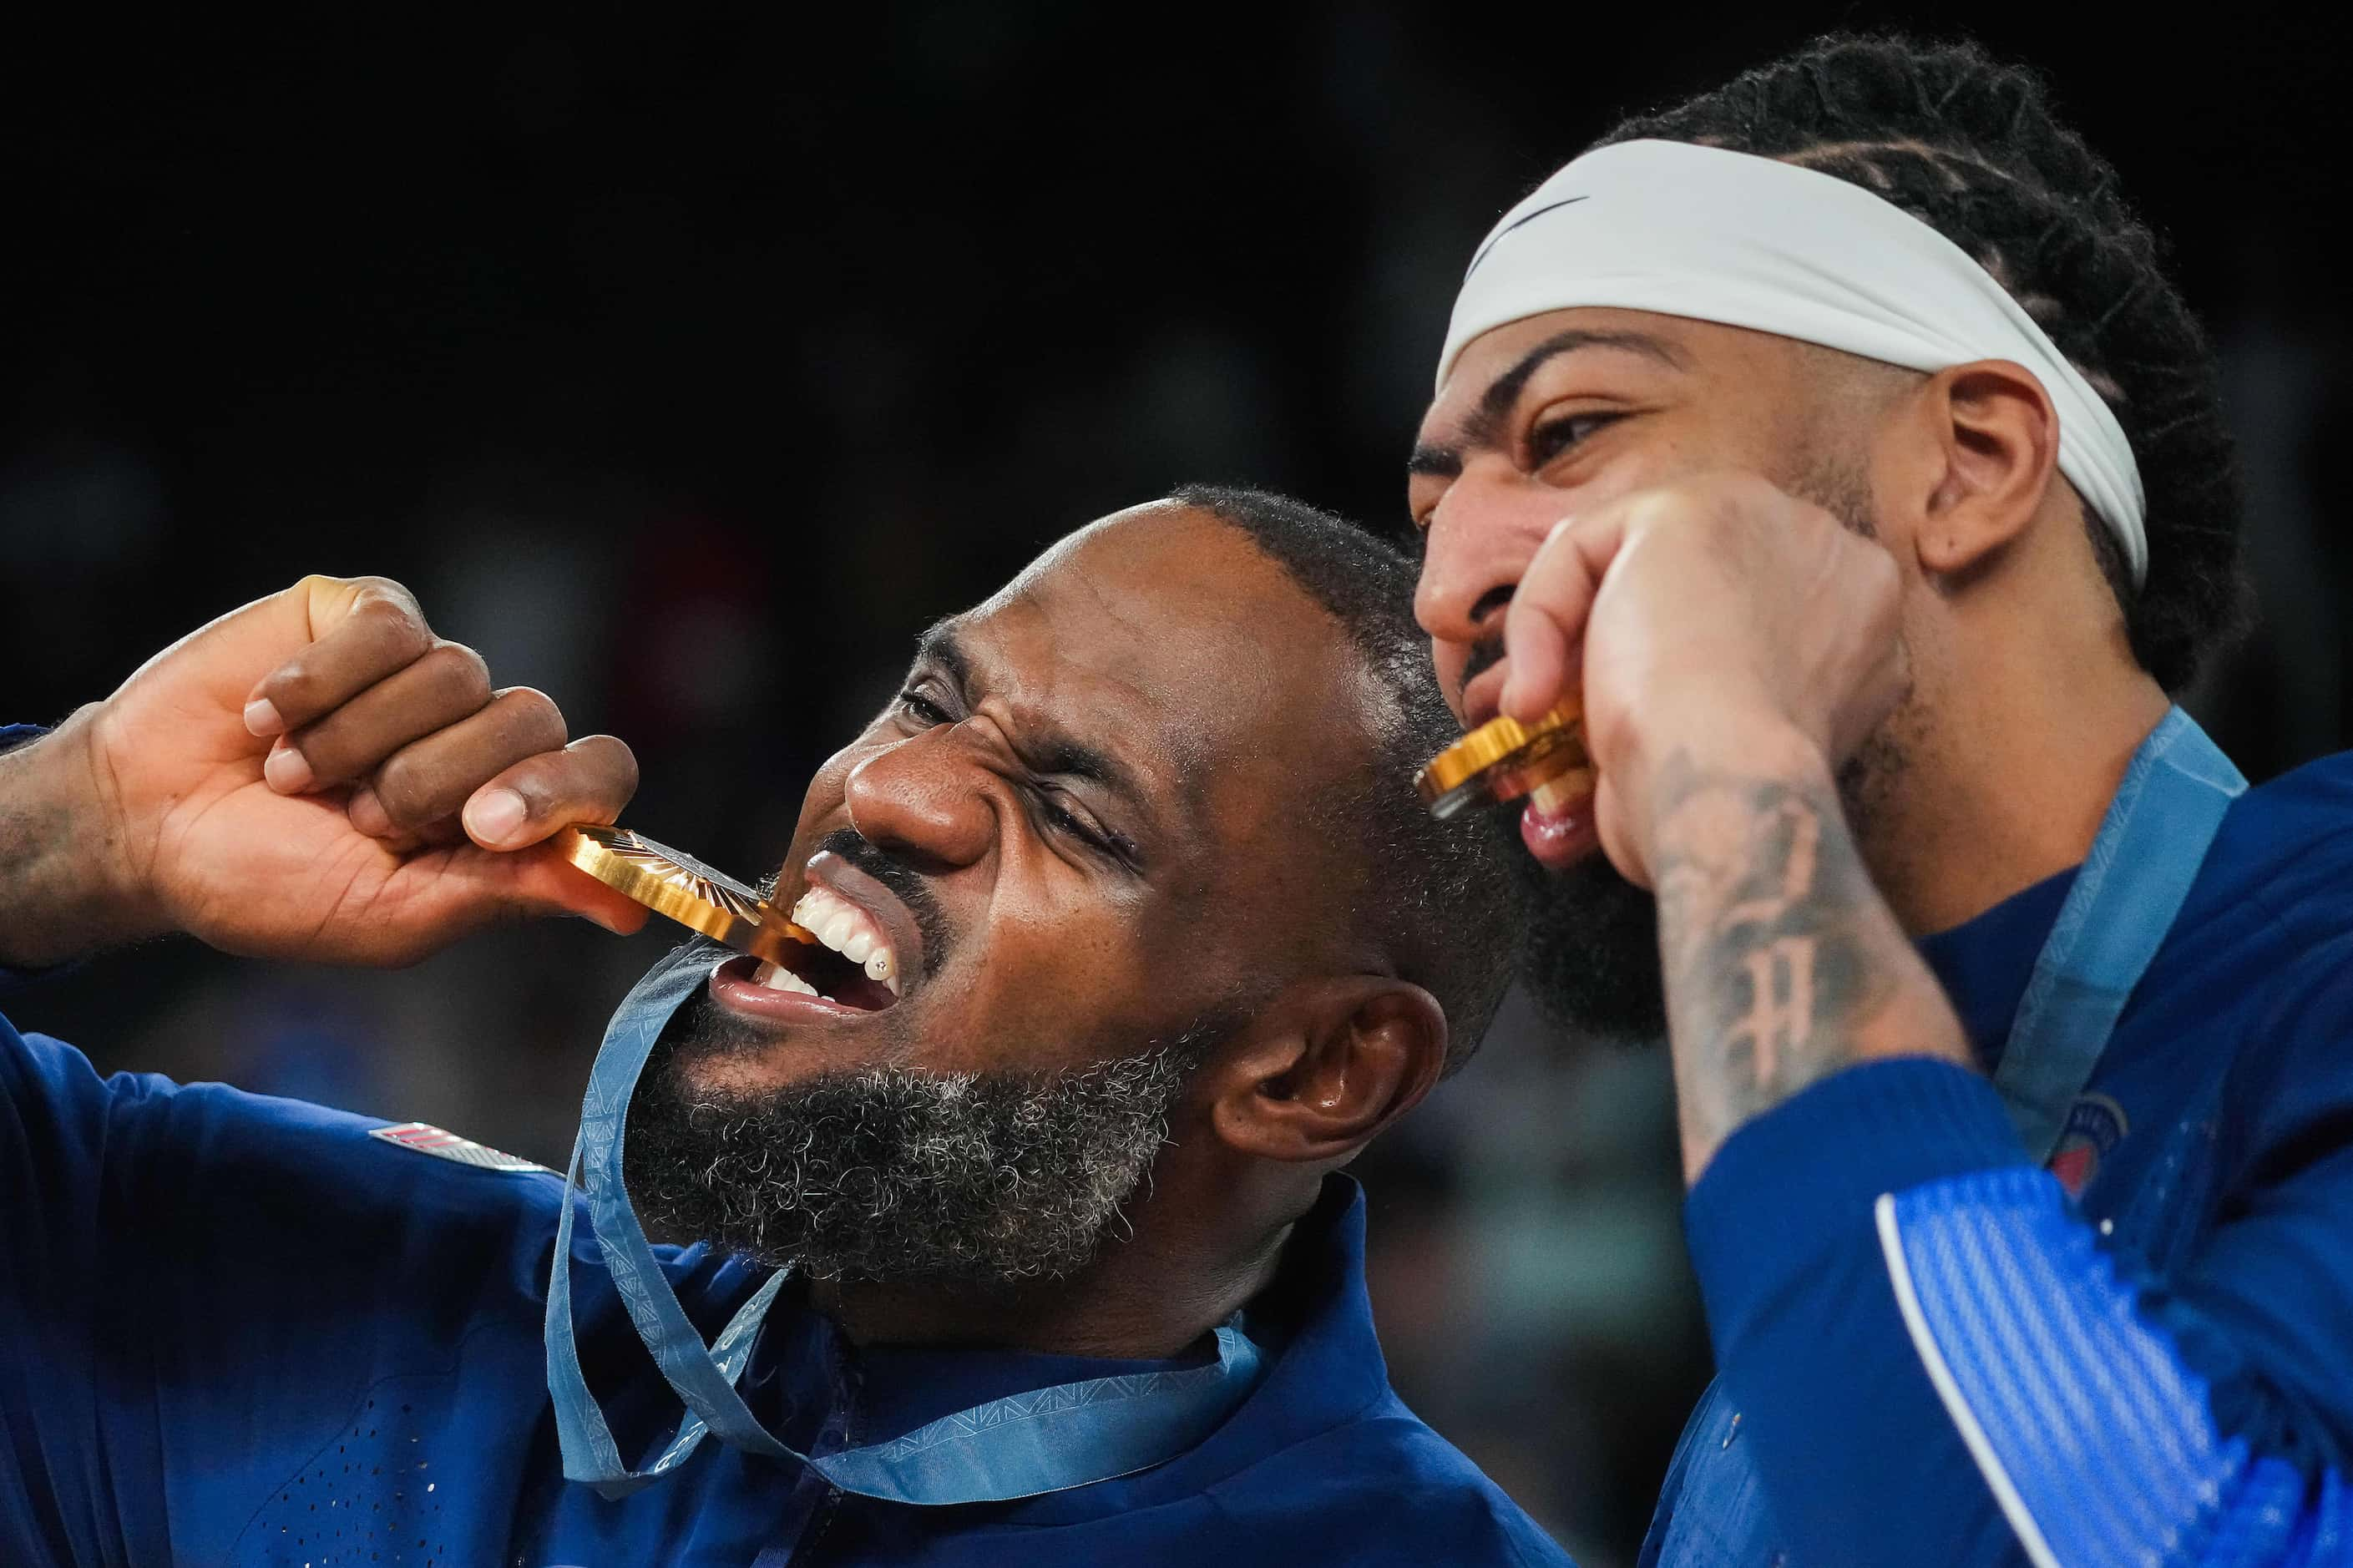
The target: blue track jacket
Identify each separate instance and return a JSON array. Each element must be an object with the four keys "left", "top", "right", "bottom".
[
  {"left": 0, "top": 1017, "right": 1568, "bottom": 1566},
  {"left": 1645, "top": 750, "right": 2353, "bottom": 1566}
]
